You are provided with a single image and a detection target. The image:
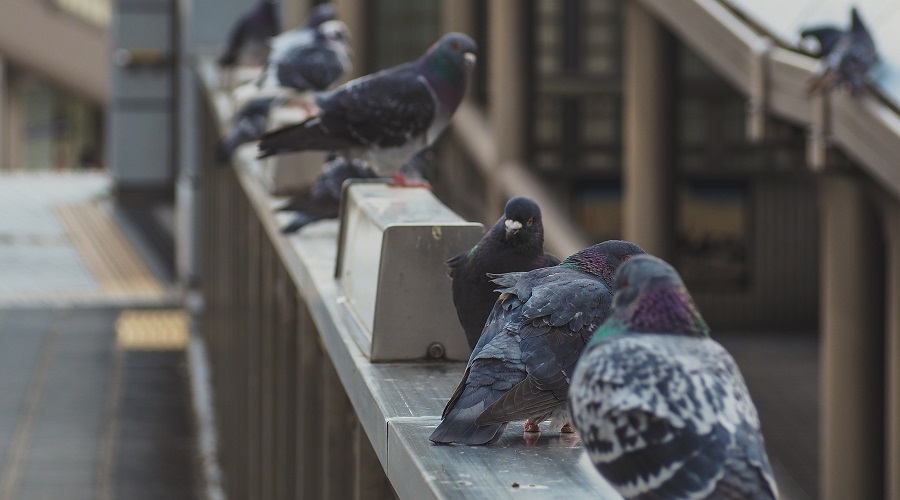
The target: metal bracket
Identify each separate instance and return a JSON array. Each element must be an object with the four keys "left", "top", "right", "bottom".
[{"left": 335, "top": 182, "right": 484, "bottom": 362}]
